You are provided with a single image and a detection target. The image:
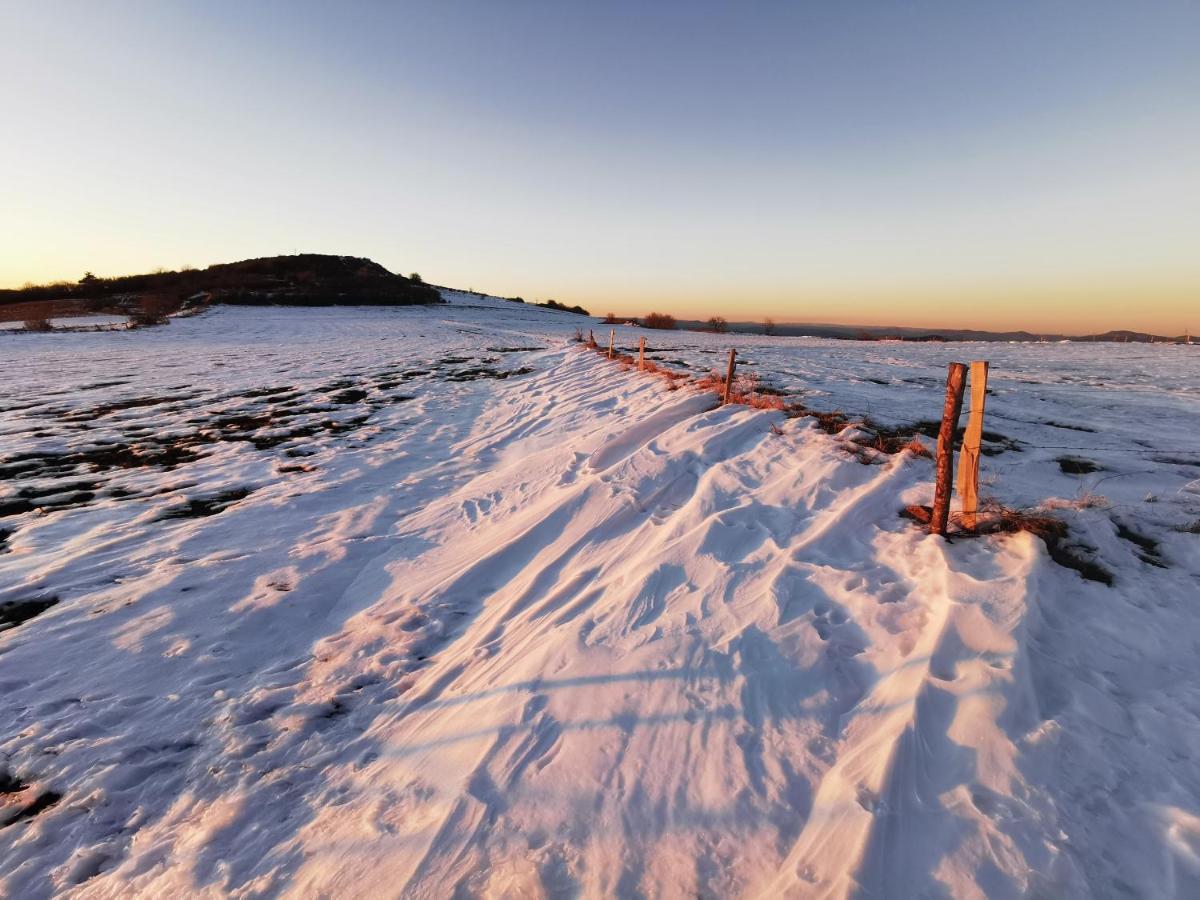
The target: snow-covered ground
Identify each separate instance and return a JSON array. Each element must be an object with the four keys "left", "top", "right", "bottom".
[{"left": 2, "top": 294, "right": 1199, "bottom": 897}]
